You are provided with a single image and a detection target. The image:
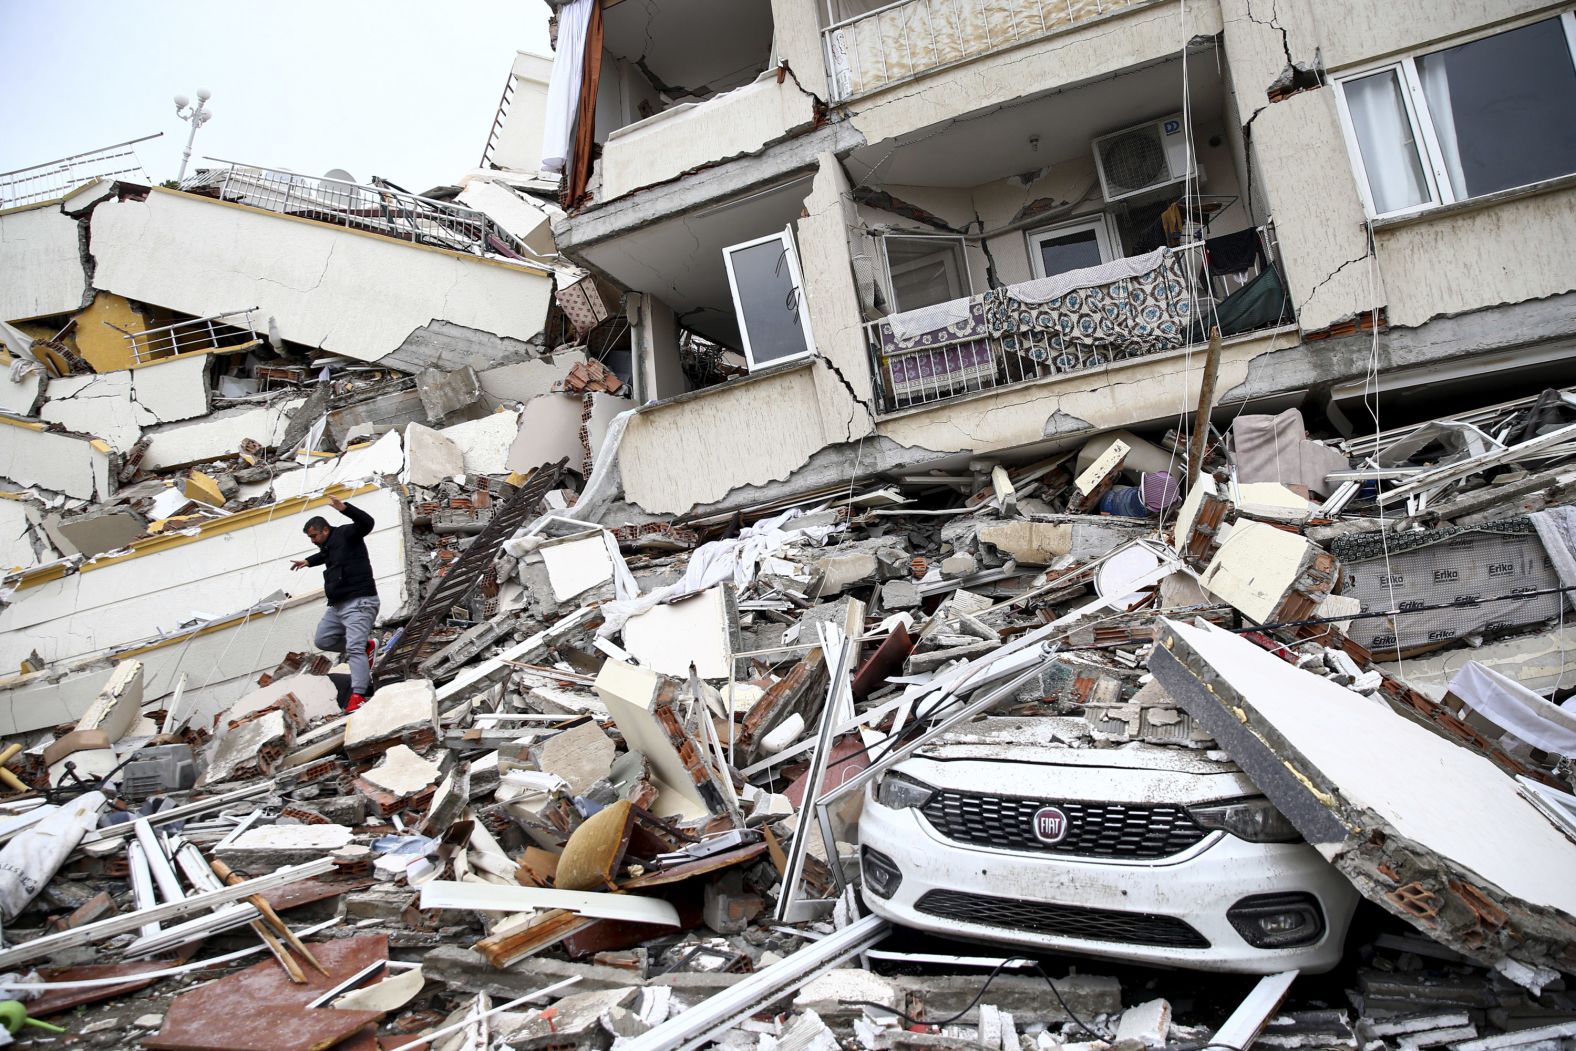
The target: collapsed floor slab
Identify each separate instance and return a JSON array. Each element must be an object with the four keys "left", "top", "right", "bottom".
[{"left": 1149, "top": 618, "right": 1576, "bottom": 977}]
